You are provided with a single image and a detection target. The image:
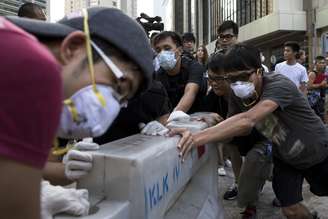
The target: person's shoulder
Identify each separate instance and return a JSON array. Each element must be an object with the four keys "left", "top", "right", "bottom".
[
  {"left": 1, "top": 19, "right": 59, "bottom": 73},
  {"left": 276, "top": 61, "right": 287, "bottom": 67},
  {"left": 295, "top": 63, "right": 307, "bottom": 72},
  {"left": 184, "top": 56, "right": 205, "bottom": 70},
  {"left": 264, "top": 72, "right": 294, "bottom": 85},
  {"left": 0, "top": 17, "right": 36, "bottom": 40},
  {"left": 144, "top": 81, "right": 167, "bottom": 96}
]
